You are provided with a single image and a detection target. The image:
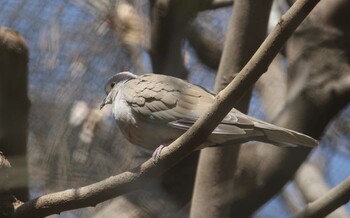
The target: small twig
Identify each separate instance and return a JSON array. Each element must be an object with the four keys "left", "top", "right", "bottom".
[
  {"left": 295, "top": 163, "right": 350, "bottom": 217},
  {"left": 295, "top": 177, "right": 350, "bottom": 218}
]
